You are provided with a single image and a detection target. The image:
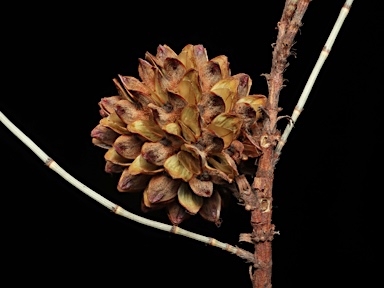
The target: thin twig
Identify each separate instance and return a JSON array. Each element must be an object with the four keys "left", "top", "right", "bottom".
[
  {"left": 275, "top": 0, "right": 354, "bottom": 157},
  {"left": 0, "top": 110, "right": 255, "bottom": 264}
]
